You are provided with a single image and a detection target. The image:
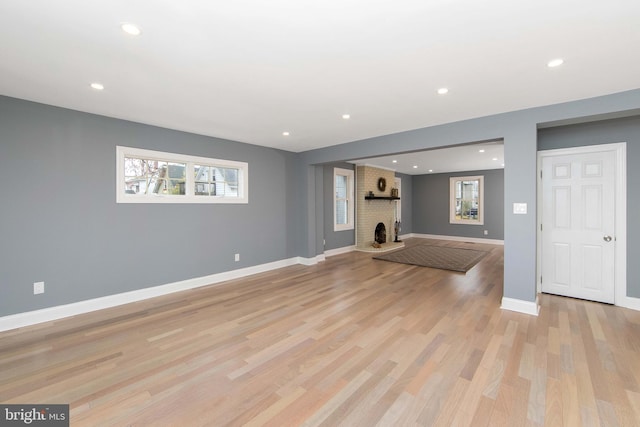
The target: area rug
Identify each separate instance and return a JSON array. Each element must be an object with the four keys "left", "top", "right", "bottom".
[{"left": 373, "top": 244, "right": 488, "bottom": 272}]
